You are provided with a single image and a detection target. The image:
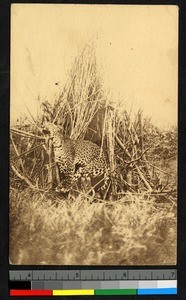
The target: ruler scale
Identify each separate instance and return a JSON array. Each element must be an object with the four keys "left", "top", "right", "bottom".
[{"left": 9, "top": 269, "right": 177, "bottom": 296}]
